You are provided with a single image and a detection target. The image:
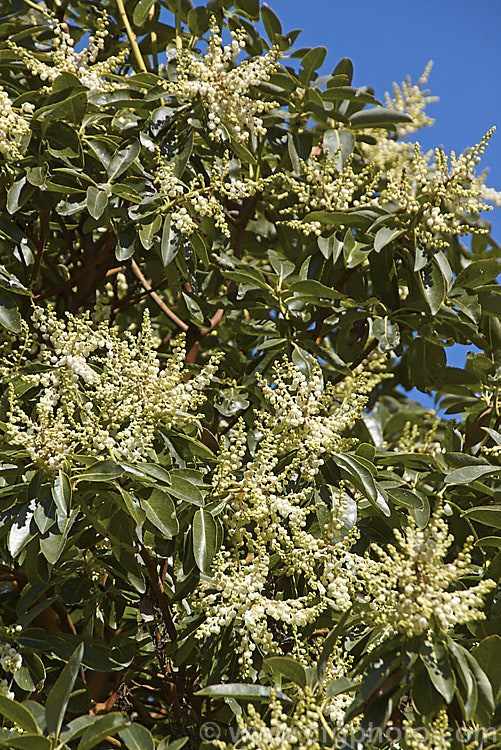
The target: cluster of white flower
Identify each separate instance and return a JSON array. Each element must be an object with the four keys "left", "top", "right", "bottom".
[
  {"left": 402, "top": 710, "right": 452, "bottom": 750},
  {"left": 0, "top": 86, "right": 31, "bottom": 161},
  {"left": 0, "top": 643, "right": 22, "bottom": 674},
  {"left": 154, "top": 152, "right": 263, "bottom": 237},
  {"left": 193, "top": 356, "right": 389, "bottom": 673},
  {"left": 391, "top": 418, "right": 444, "bottom": 456},
  {"left": 0, "top": 639, "right": 22, "bottom": 700},
  {"left": 384, "top": 61, "right": 438, "bottom": 138},
  {"left": 7, "top": 11, "right": 127, "bottom": 93},
  {"left": 5, "top": 307, "right": 220, "bottom": 470},
  {"left": 357, "top": 509, "right": 495, "bottom": 636},
  {"left": 281, "top": 156, "right": 378, "bottom": 216},
  {"left": 166, "top": 20, "right": 279, "bottom": 142}
]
